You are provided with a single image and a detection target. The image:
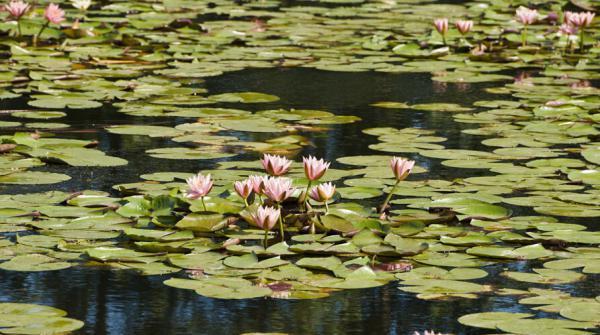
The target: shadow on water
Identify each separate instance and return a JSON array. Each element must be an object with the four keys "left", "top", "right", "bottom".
[{"left": 1, "top": 68, "right": 597, "bottom": 335}]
